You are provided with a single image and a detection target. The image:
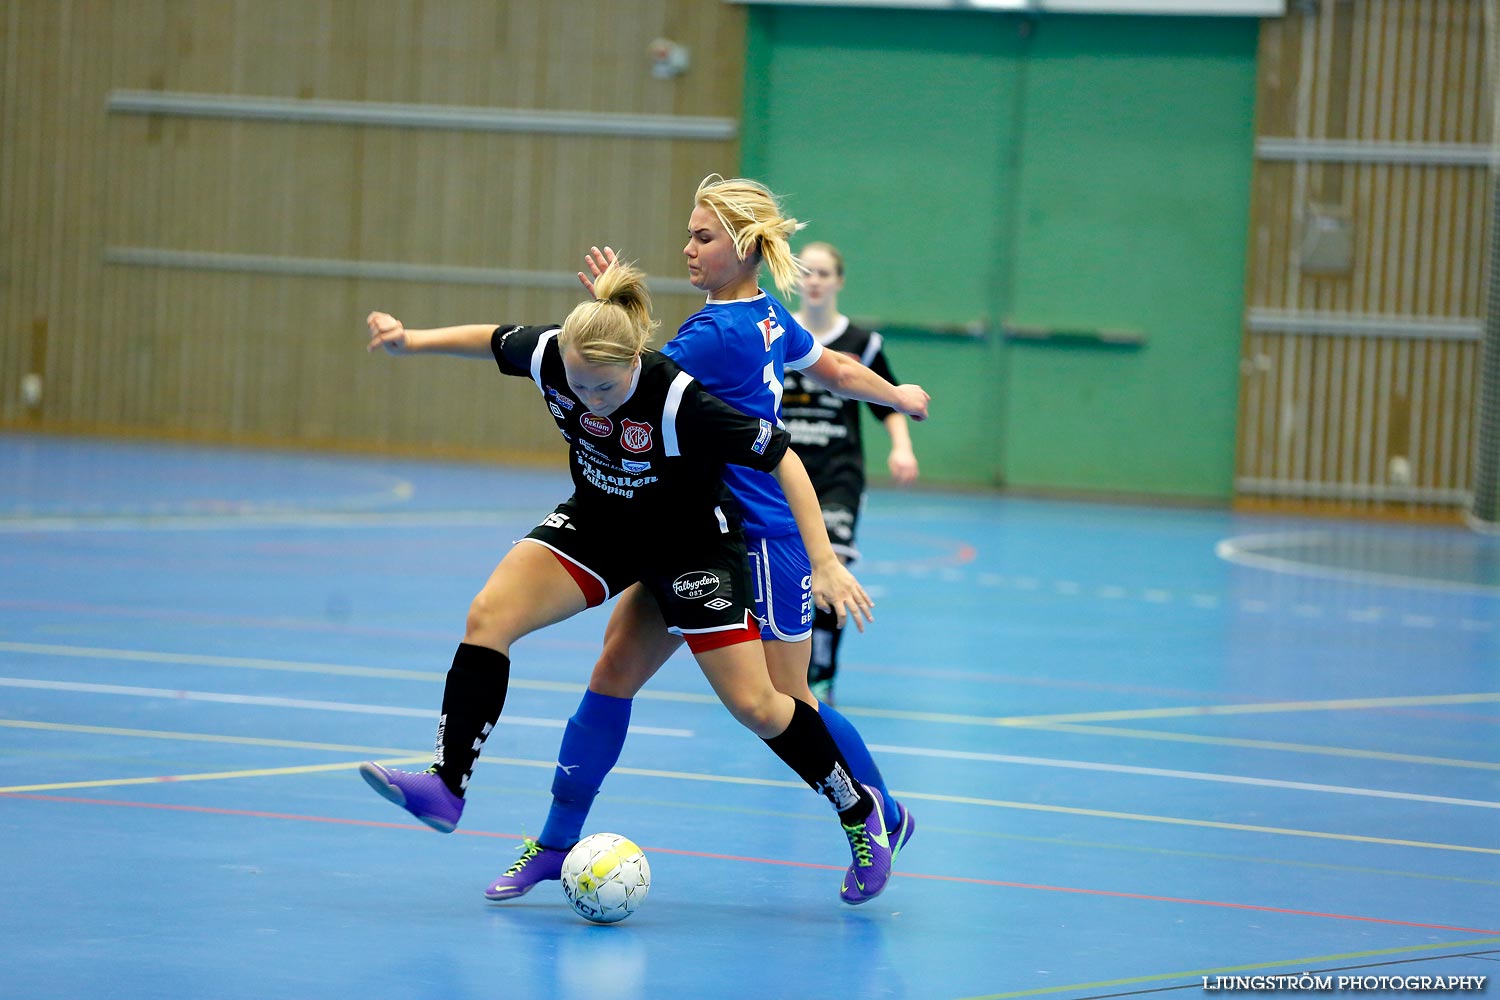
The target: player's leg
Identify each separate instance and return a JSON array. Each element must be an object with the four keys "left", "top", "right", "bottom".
[
  {"left": 487, "top": 585, "right": 683, "bottom": 900},
  {"left": 691, "top": 635, "right": 893, "bottom": 904},
  {"left": 753, "top": 533, "right": 914, "bottom": 859},
  {"left": 808, "top": 502, "right": 858, "bottom": 704},
  {"left": 362, "top": 512, "right": 594, "bottom": 833}
]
